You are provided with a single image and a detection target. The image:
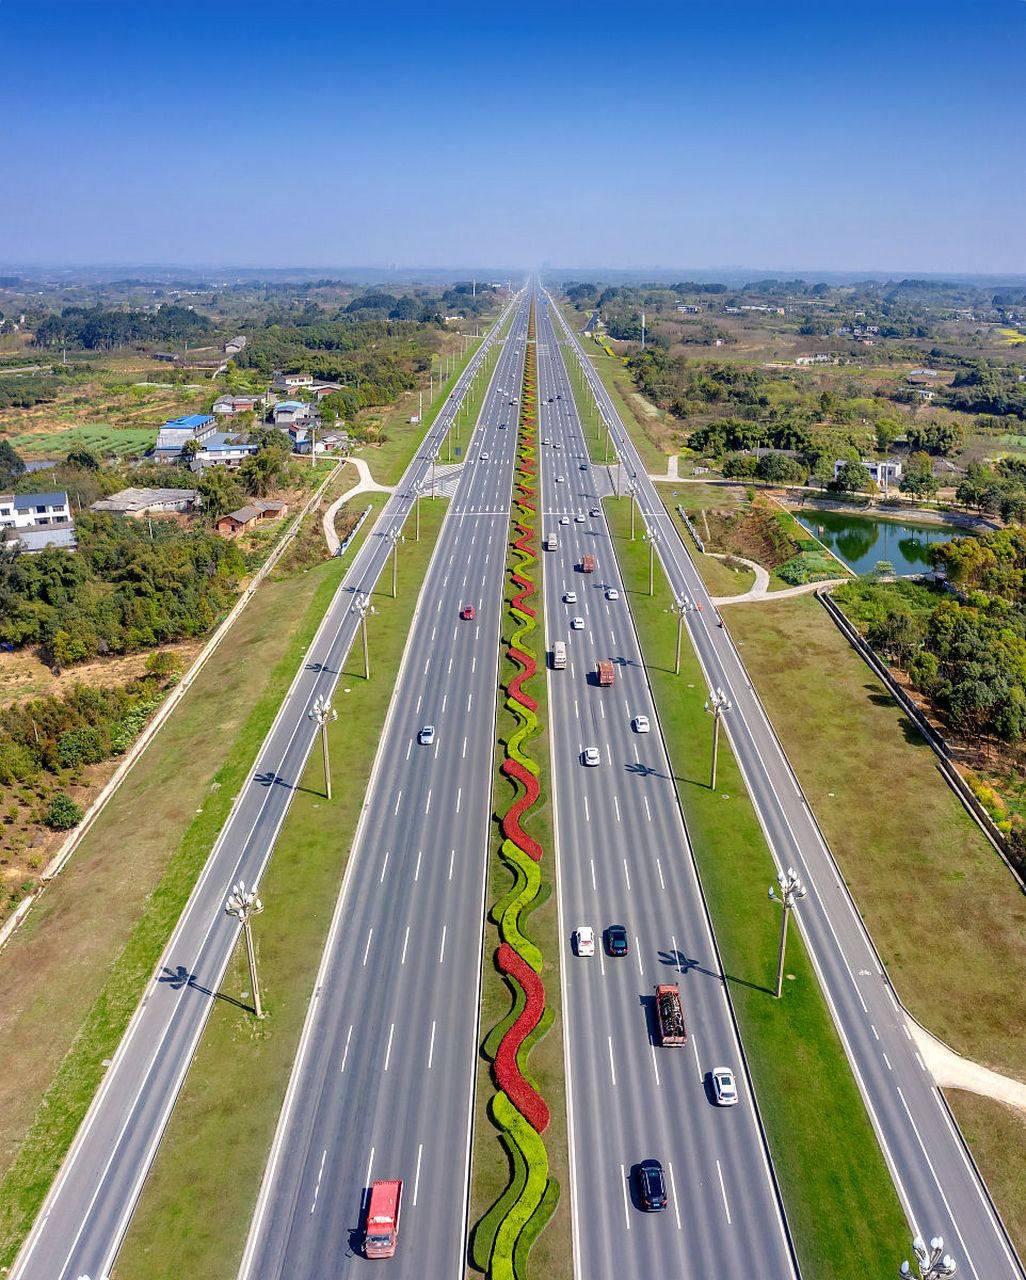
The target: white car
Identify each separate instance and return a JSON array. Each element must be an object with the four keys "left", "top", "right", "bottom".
[
  {"left": 543, "top": 437, "right": 551, "bottom": 445},
  {"left": 574, "top": 926, "right": 595, "bottom": 957},
  {"left": 480, "top": 452, "right": 490, "bottom": 460},
  {"left": 570, "top": 616, "right": 584, "bottom": 630},
  {"left": 606, "top": 588, "right": 620, "bottom": 600},
  {"left": 633, "top": 715, "right": 651, "bottom": 733},
  {"left": 552, "top": 441, "right": 561, "bottom": 450},
  {"left": 582, "top": 746, "right": 601, "bottom": 767},
  {"left": 712, "top": 1067, "right": 738, "bottom": 1106},
  {"left": 556, "top": 474, "right": 565, "bottom": 483},
  {"left": 564, "top": 590, "right": 577, "bottom": 604},
  {"left": 589, "top": 507, "right": 600, "bottom": 517},
  {"left": 418, "top": 725, "right": 436, "bottom": 746},
  {"left": 559, "top": 515, "right": 570, "bottom": 525},
  {"left": 574, "top": 513, "right": 586, "bottom": 523}
]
